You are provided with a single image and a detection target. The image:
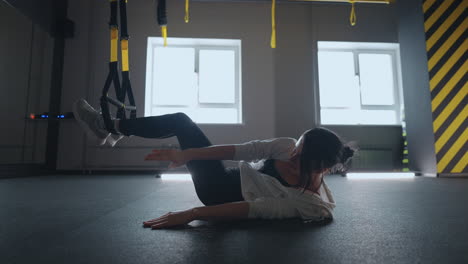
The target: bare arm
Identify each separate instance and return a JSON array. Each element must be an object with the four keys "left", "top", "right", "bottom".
[
  {"left": 145, "top": 145, "right": 236, "bottom": 167},
  {"left": 143, "top": 202, "right": 250, "bottom": 229},
  {"left": 192, "top": 201, "right": 250, "bottom": 221},
  {"left": 146, "top": 138, "right": 297, "bottom": 166},
  {"left": 184, "top": 145, "right": 235, "bottom": 161}
]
